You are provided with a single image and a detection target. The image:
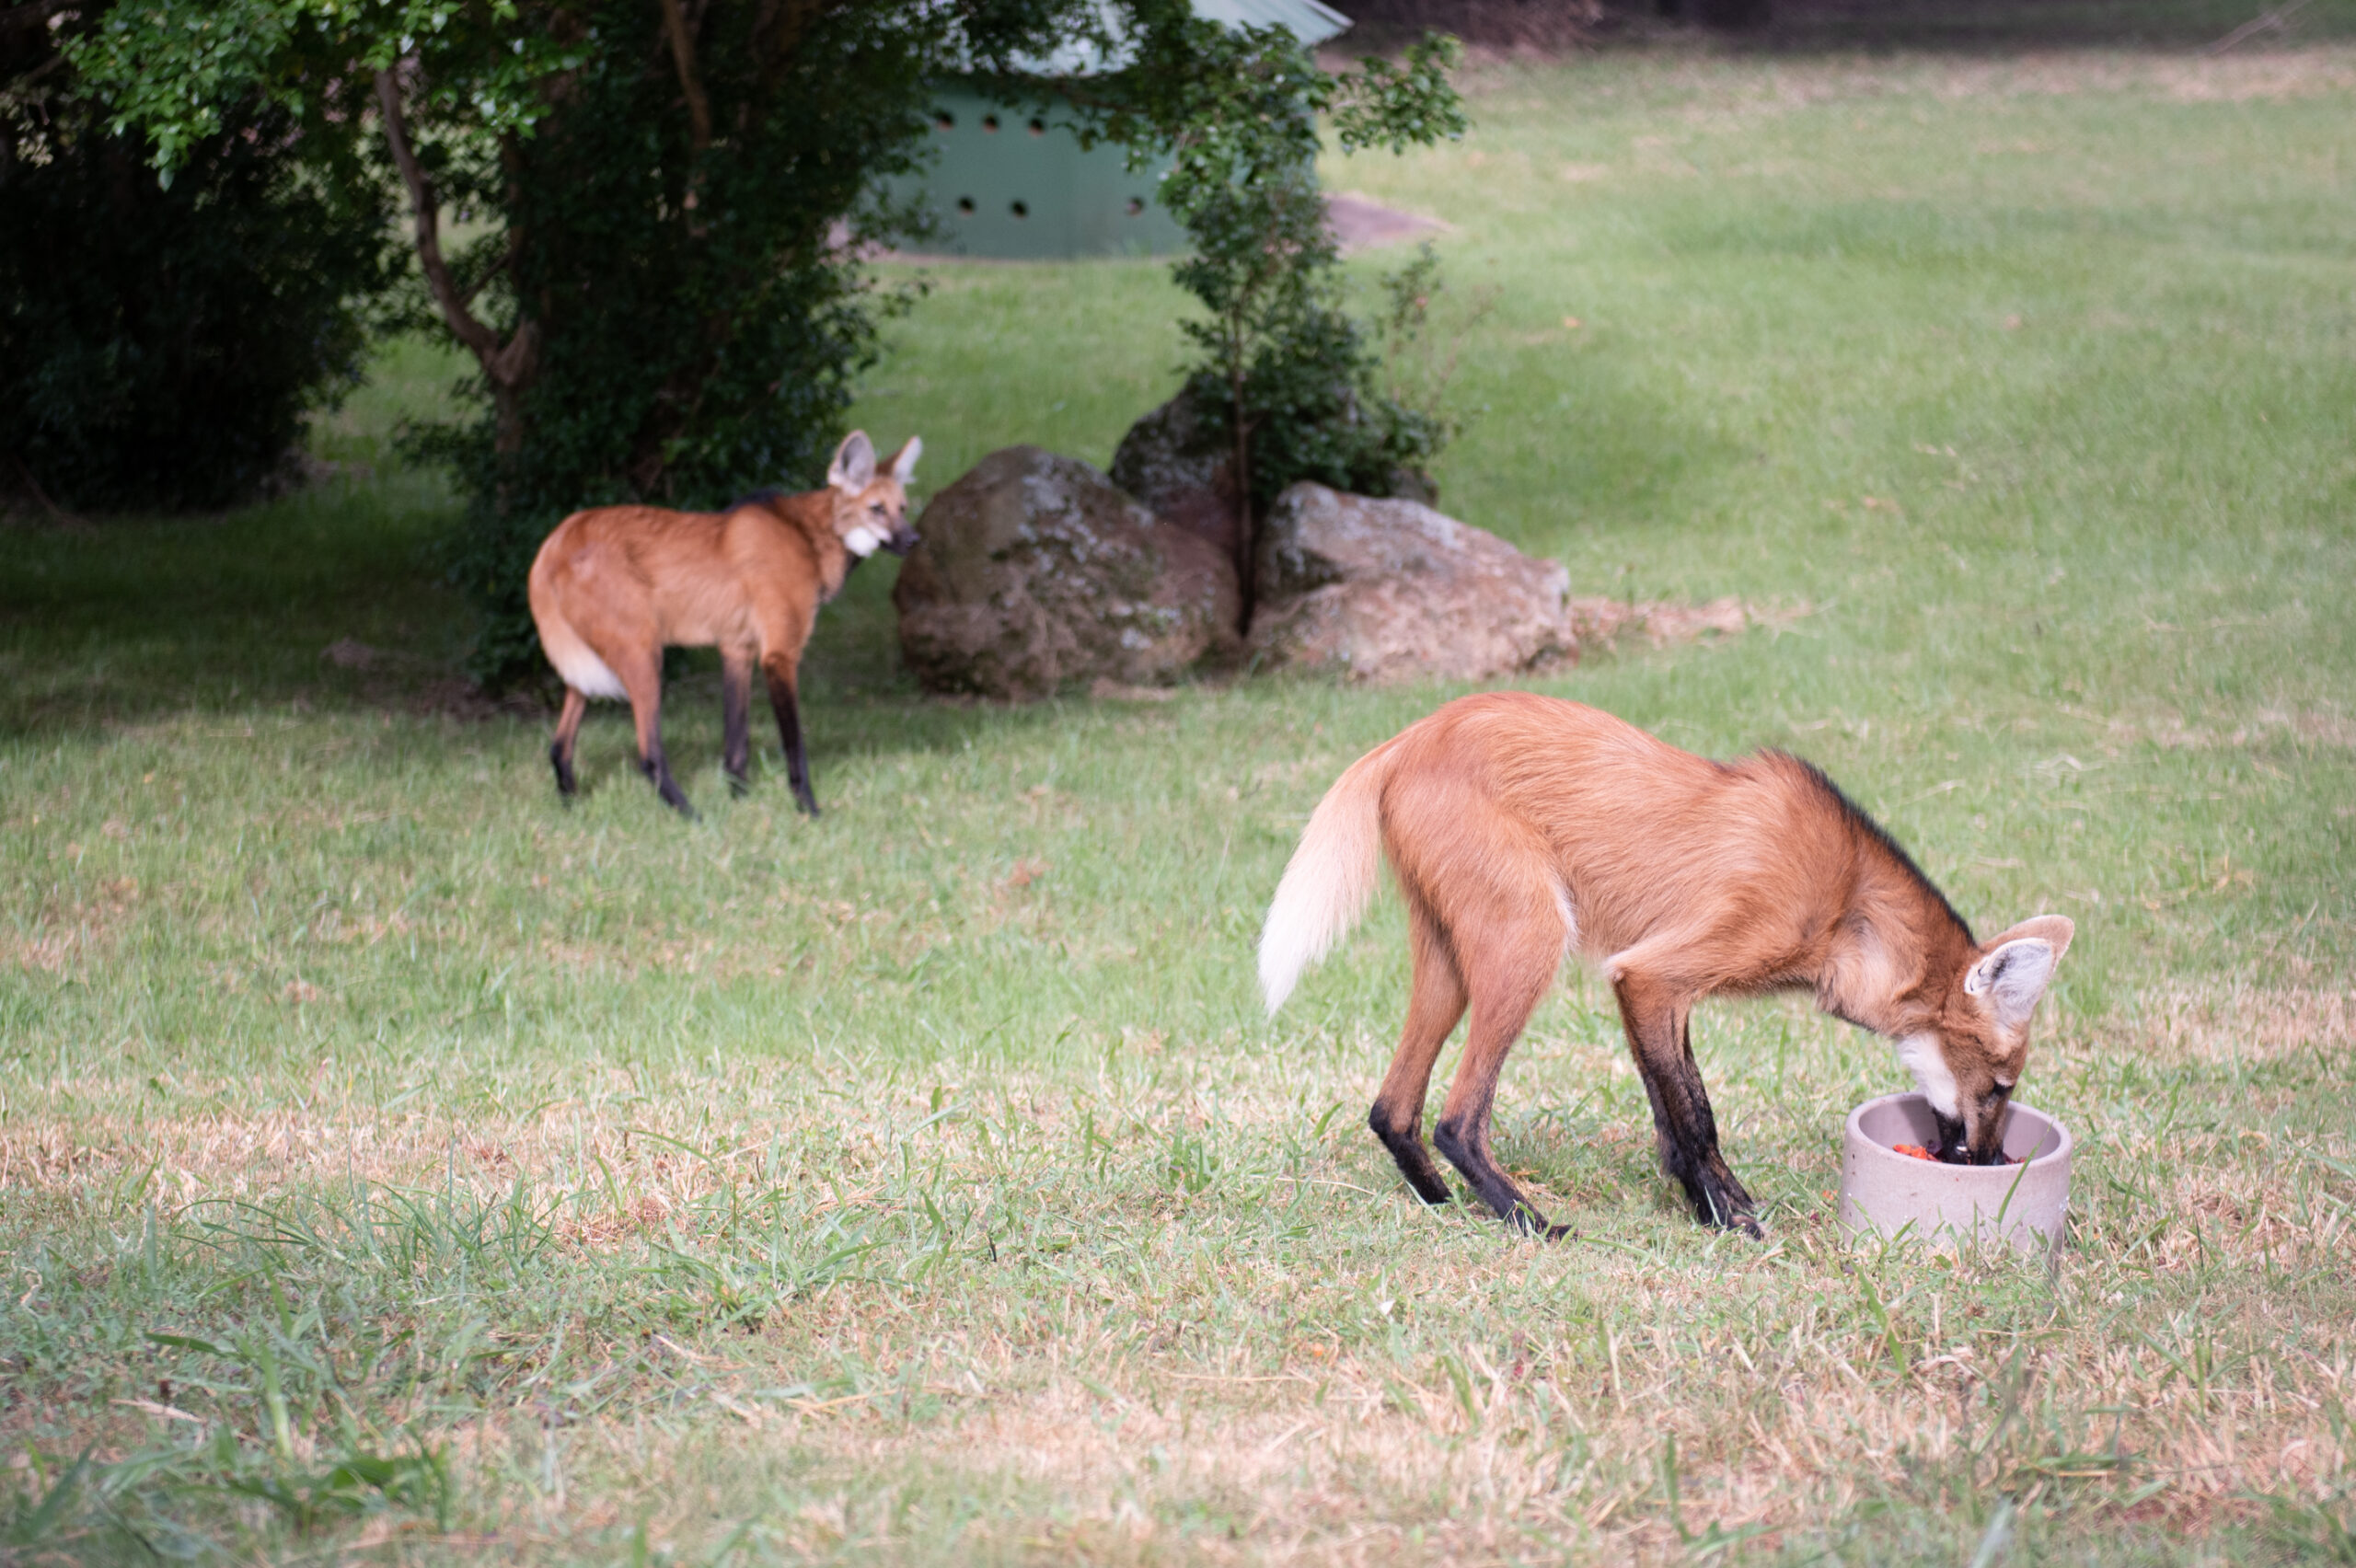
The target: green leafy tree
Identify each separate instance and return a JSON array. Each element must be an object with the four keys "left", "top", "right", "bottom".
[
  {"left": 2, "top": 0, "right": 396, "bottom": 512},
  {"left": 70, "top": 0, "right": 1114, "bottom": 680}
]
